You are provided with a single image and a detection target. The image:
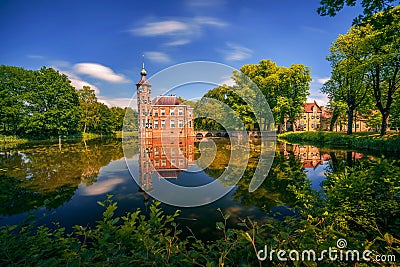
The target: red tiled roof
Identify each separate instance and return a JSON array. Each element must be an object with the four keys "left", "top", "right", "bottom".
[
  {"left": 152, "top": 95, "right": 182, "bottom": 106},
  {"left": 304, "top": 101, "right": 322, "bottom": 113}
]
